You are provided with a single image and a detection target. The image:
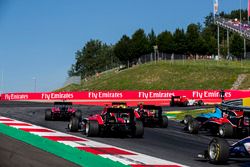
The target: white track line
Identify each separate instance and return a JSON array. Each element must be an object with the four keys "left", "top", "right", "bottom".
[{"left": 0, "top": 116, "right": 188, "bottom": 167}]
